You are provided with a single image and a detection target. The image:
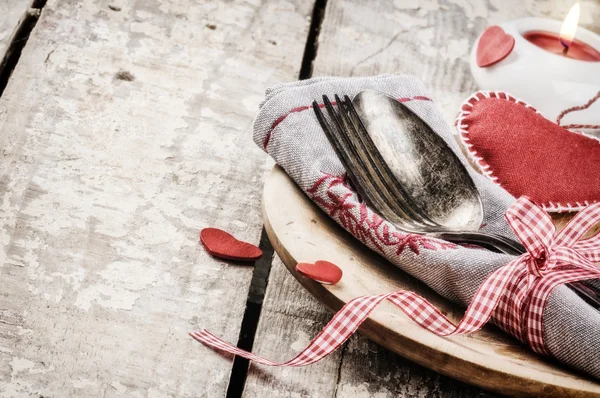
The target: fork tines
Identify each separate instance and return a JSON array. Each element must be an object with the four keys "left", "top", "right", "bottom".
[{"left": 313, "top": 94, "right": 438, "bottom": 230}]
